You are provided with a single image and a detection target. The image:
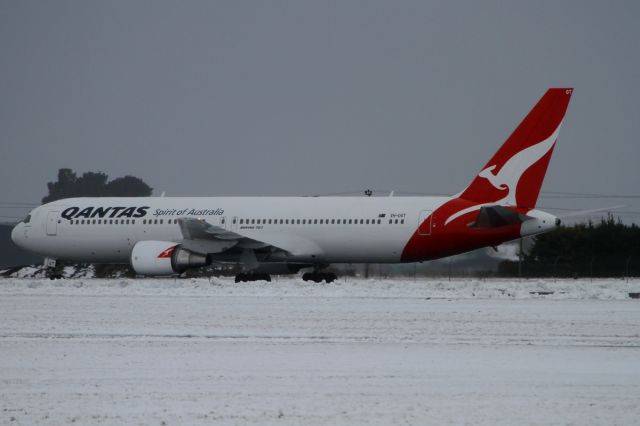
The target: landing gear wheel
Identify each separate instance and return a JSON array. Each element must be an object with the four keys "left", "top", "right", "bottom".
[{"left": 302, "top": 272, "right": 338, "bottom": 283}]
